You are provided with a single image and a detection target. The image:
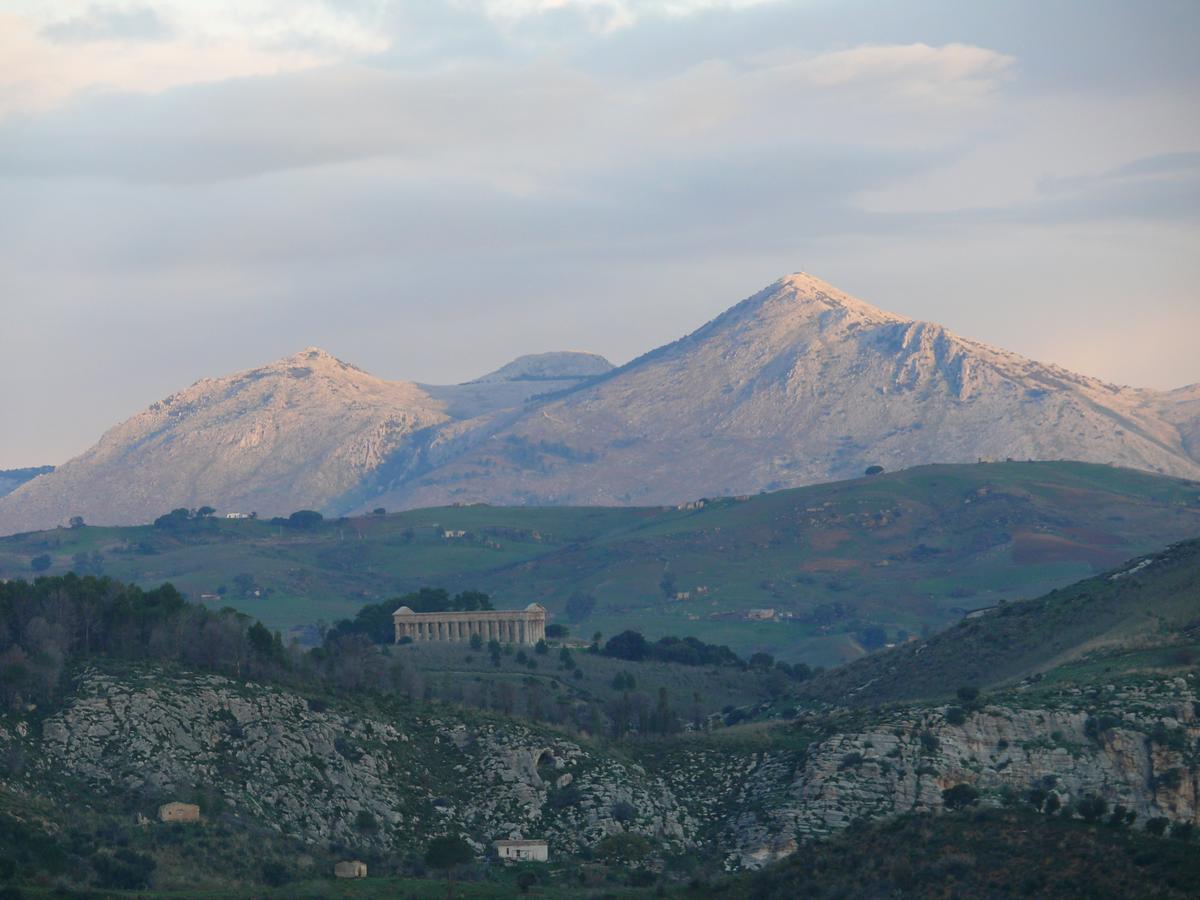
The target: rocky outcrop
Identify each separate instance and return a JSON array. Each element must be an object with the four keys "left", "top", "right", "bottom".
[
  {"left": 8, "top": 668, "right": 694, "bottom": 855},
  {"left": 657, "top": 675, "right": 1200, "bottom": 869},
  {"left": 2, "top": 667, "right": 1195, "bottom": 872}
]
